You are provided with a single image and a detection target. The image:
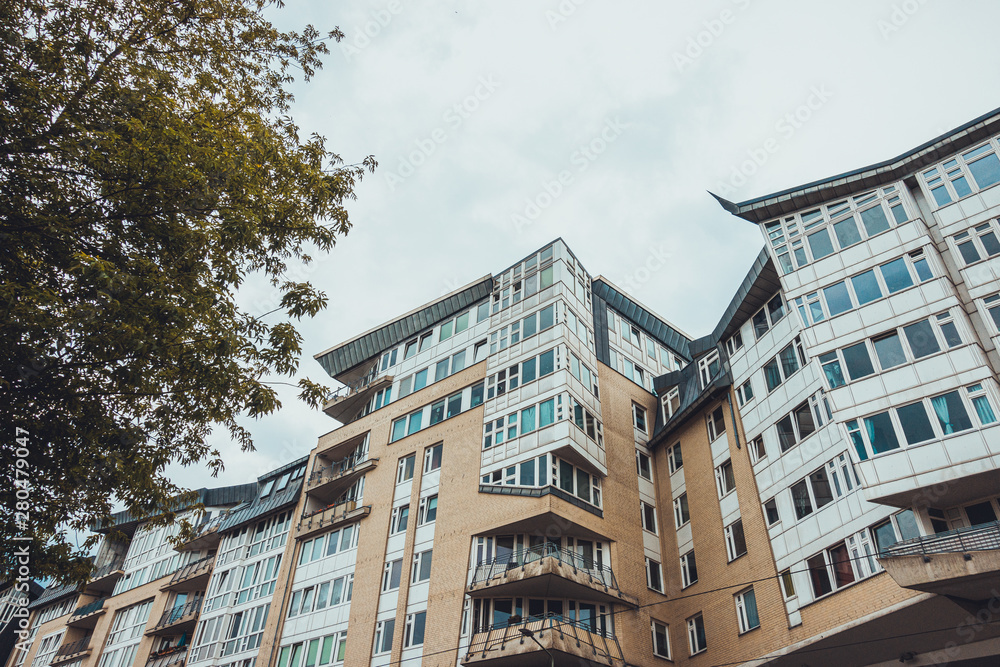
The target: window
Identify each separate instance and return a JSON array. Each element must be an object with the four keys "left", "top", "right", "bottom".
[
  {"left": 382, "top": 560, "right": 402, "bottom": 592},
  {"left": 736, "top": 379, "right": 754, "bottom": 406},
  {"left": 725, "top": 519, "right": 747, "bottom": 561},
  {"left": 397, "top": 455, "right": 414, "bottom": 483},
  {"left": 412, "top": 549, "right": 433, "bottom": 583},
  {"left": 423, "top": 443, "right": 442, "bottom": 473},
  {"left": 922, "top": 141, "right": 1000, "bottom": 207},
  {"left": 807, "top": 541, "right": 856, "bottom": 599},
  {"left": 403, "top": 611, "right": 426, "bottom": 648},
  {"left": 715, "top": 459, "right": 735, "bottom": 497},
  {"left": 673, "top": 493, "right": 690, "bottom": 527},
  {"left": 775, "top": 394, "right": 826, "bottom": 452},
  {"left": 636, "top": 451, "right": 652, "bottom": 480},
  {"left": 765, "top": 186, "right": 908, "bottom": 274},
  {"left": 418, "top": 495, "right": 438, "bottom": 525},
  {"left": 651, "top": 620, "right": 671, "bottom": 659},
  {"left": 751, "top": 293, "right": 786, "bottom": 338},
  {"left": 764, "top": 498, "right": 779, "bottom": 525},
  {"left": 418, "top": 332, "right": 432, "bottom": 352},
  {"left": 698, "top": 351, "right": 721, "bottom": 388},
  {"left": 953, "top": 221, "right": 1000, "bottom": 265},
  {"left": 645, "top": 557, "right": 663, "bottom": 592},
  {"left": 680, "top": 550, "right": 698, "bottom": 588},
  {"left": 633, "top": 404, "right": 647, "bottom": 433},
  {"left": 662, "top": 387, "right": 681, "bottom": 421},
  {"left": 276, "top": 633, "right": 348, "bottom": 667},
  {"left": 986, "top": 294, "right": 1000, "bottom": 331},
  {"left": 779, "top": 570, "right": 796, "bottom": 599},
  {"left": 819, "top": 351, "right": 845, "bottom": 389},
  {"left": 641, "top": 502, "right": 658, "bottom": 534},
  {"left": 873, "top": 509, "right": 921, "bottom": 554},
  {"left": 668, "top": 442, "right": 683, "bottom": 473},
  {"left": 735, "top": 588, "right": 760, "bottom": 633},
  {"left": 763, "top": 337, "right": 806, "bottom": 392},
  {"left": 687, "top": 614, "right": 707, "bottom": 655},
  {"left": 726, "top": 330, "right": 744, "bottom": 356},
  {"left": 403, "top": 339, "right": 417, "bottom": 360},
  {"left": 791, "top": 466, "right": 834, "bottom": 520},
  {"left": 749, "top": 435, "right": 766, "bottom": 464},
  {"left": 374, "top": 620, "right": 394, "bottom": 655},
  {"left": 391, "top": 505, "right": 409, "bottom": 534},
  {"left": 707, "top": 406, "right": 726, "bottom": 441}
]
